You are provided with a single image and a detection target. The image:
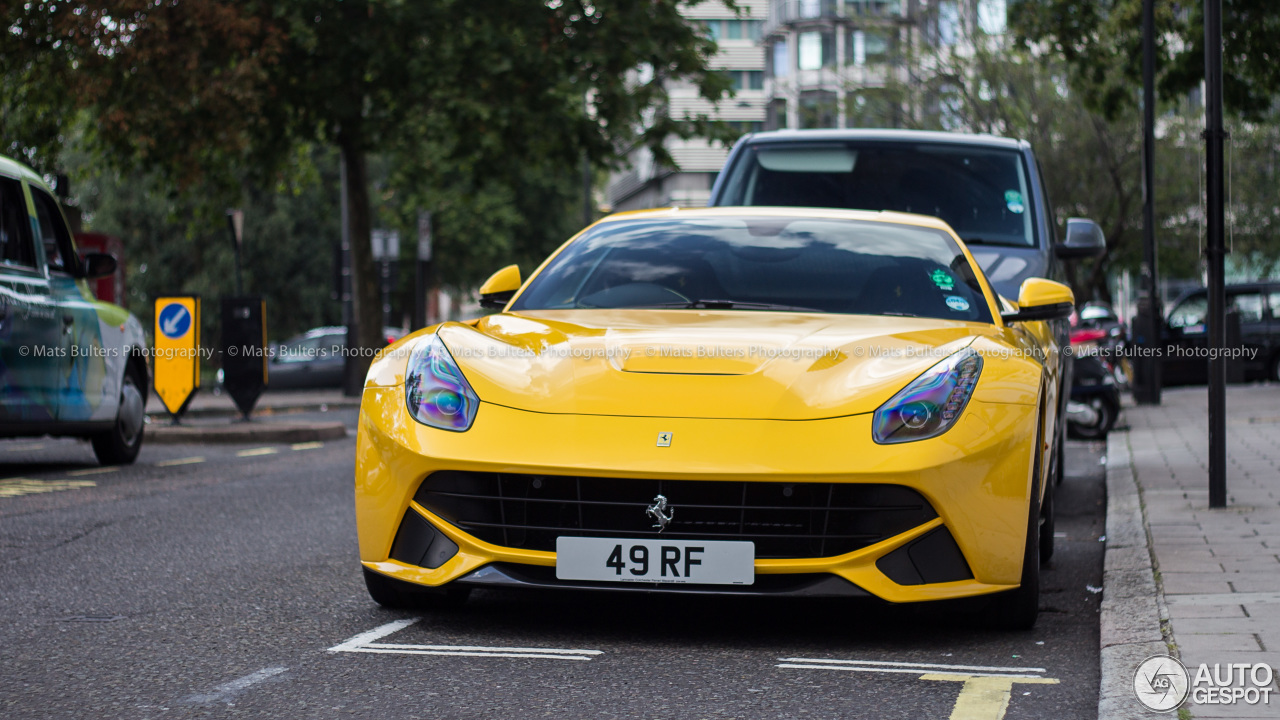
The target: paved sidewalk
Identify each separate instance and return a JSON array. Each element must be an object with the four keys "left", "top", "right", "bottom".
[
  {"left": 145, "top": 387, "right": 360, "bottom": 418},
  {"left": 1110, "top": 384, "right": 1280, "bottom": 719},
  {"left": 145, "top": 388, "right": 358, "bottom": 443}
]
